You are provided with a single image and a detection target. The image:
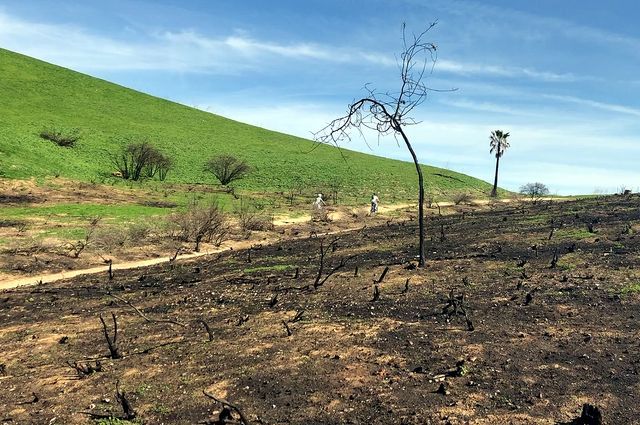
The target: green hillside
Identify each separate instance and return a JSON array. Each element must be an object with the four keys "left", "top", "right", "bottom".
[{"left": 0, "top": 48, "right": 500, "bottom": 202}]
